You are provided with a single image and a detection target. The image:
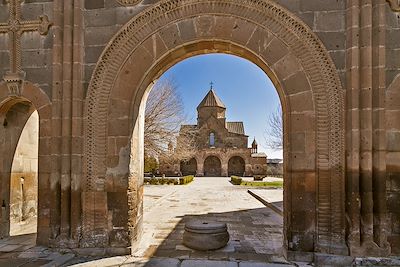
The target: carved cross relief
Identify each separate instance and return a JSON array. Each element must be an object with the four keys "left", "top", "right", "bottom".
[
  {"left": 0, "top": 0, "right": 51, "bottom": 96},
  {"left": 387, "top": 0, "right": 400, "bottom": 12}
]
